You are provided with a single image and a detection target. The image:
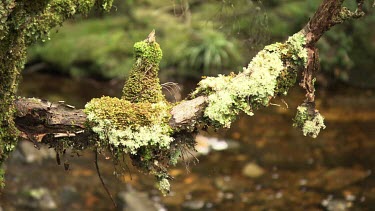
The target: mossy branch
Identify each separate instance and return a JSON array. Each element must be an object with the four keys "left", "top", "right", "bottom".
[{"left": 2, "top": 0, "right": 373, "bottom": 194}]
